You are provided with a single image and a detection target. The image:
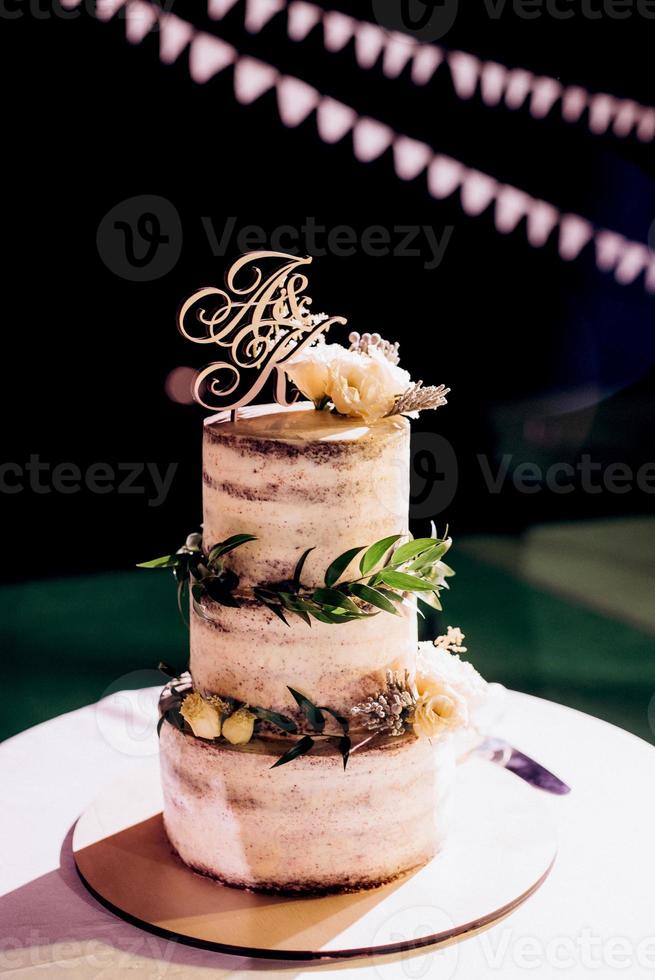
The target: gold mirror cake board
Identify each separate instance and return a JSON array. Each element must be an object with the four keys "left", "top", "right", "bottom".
[{"left": 73, "top": 757, "right": 557, "bottom": 962}]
